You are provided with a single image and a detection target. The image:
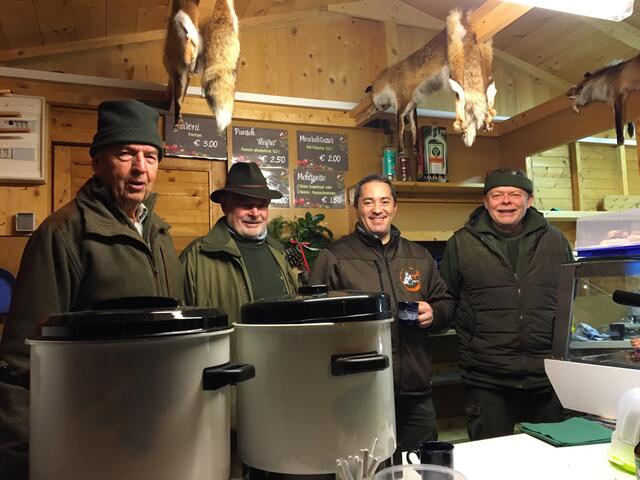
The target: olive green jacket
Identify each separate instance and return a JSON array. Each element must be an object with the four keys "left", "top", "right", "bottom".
[
  {"left": 0, "top": 176, "right": 183, "bottom": 479},
  {"left": 180, "top": 218, "right": 299, "bottom": 324}
]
